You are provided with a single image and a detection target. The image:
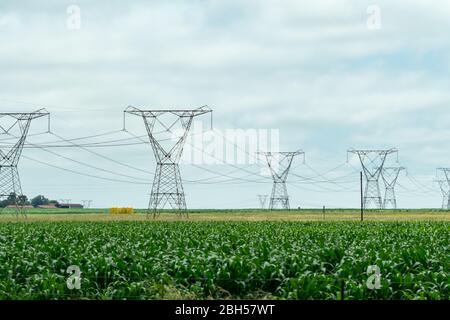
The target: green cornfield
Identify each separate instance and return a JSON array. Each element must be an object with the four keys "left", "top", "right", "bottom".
[{"left": 0, "top": 221, "right": 448, "bottom": 300}]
